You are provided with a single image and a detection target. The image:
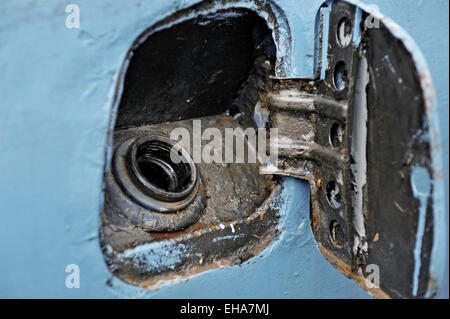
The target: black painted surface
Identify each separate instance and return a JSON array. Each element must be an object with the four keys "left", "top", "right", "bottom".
[
  {"left": 116, "top": 9, "right": 274, "bottom": 129},
  {"left": 363, "top": 21, "right": 433, "bottom": 298}
]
